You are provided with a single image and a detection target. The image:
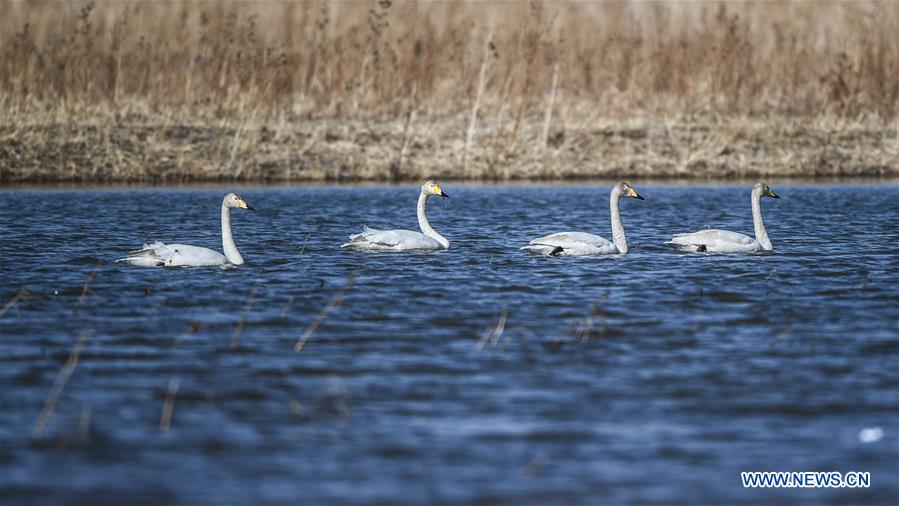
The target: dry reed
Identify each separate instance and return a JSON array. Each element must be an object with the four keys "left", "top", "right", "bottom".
[
  {"left": 34, "top": 332, "right": 89, "bottom": 440},
  {"left": 476, "top": 308, "right": 508, "bottom": 351},
  {"left": 230, "top": 284, "right": 257, "bottom": 350},
  {"left": 1, "top": 1, "right": 896, "bottom": 182},
  {"left": 0, "top": 287, "right": 29, "bottom": 318},
  {"left": 71, "top": 267, "right": 99, "bottom": 316},
  {"left": 159, "top": 377, "right": 180, "bottom": 433},
  {"left": 294, "top": 274, "right": 355, "bottom": 352}
]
